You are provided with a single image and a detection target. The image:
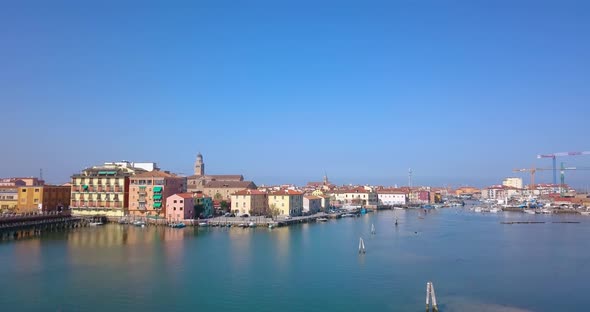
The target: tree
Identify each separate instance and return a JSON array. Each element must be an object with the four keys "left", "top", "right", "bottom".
[
  {"left": 214, "top": 193, "right": 222, "bottom": 201},
  {"left": 220, "top": 200, "right": 230, "bottom": 212},
  {"left": 269, "top": 204, "right": 281, "bottom": 220}
]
